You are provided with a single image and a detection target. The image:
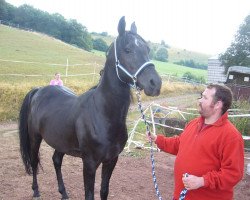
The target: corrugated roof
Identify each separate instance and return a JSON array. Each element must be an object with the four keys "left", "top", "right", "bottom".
[{"left": 227, "top": 66, "right": 250, "bottom": 75}]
